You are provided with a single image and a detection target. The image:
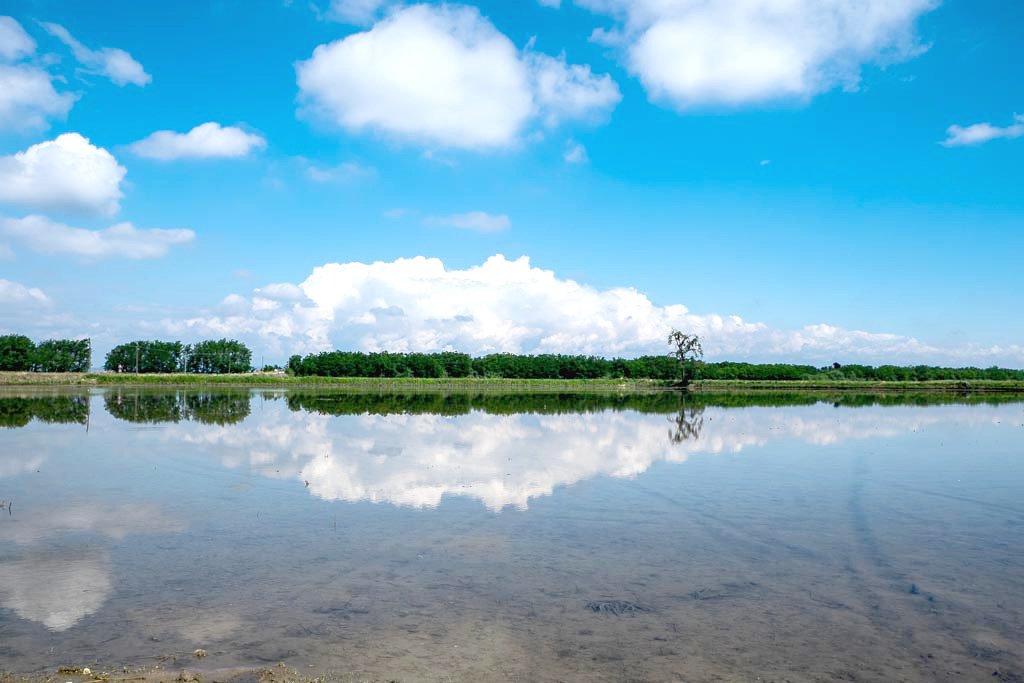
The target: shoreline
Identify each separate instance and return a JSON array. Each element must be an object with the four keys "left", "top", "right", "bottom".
[{"left": 1, "top": 372, "right": 1024, "bottom": 393}]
